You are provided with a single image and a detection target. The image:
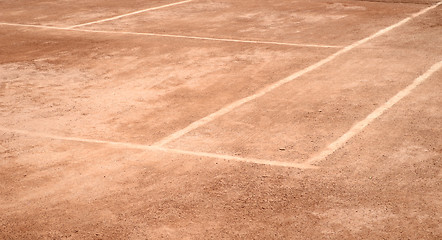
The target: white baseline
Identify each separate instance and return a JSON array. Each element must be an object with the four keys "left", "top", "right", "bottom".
[{"left": 0, "top": 127, "right": 316, "bottom": 169}]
